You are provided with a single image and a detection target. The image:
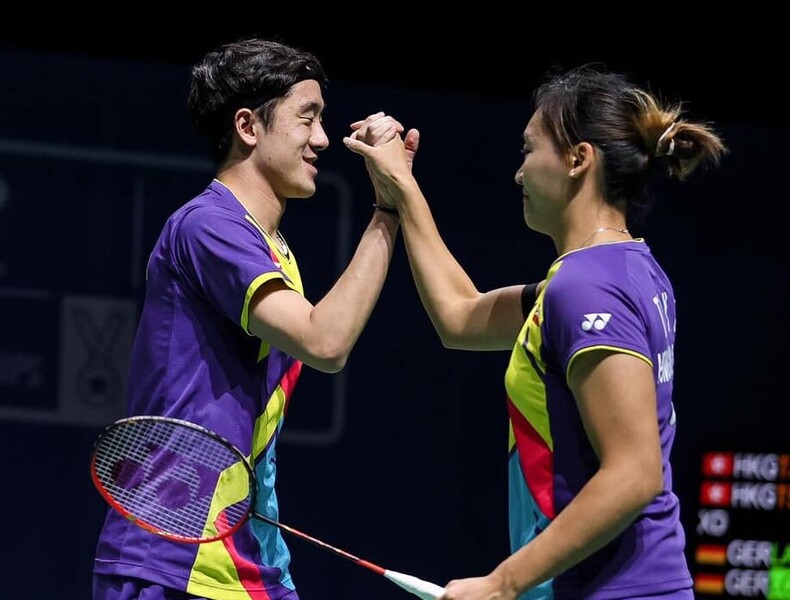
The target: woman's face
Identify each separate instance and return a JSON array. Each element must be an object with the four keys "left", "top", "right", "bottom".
[{"left": 514, "top": 110, "right": 574, "bottom": 235}]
